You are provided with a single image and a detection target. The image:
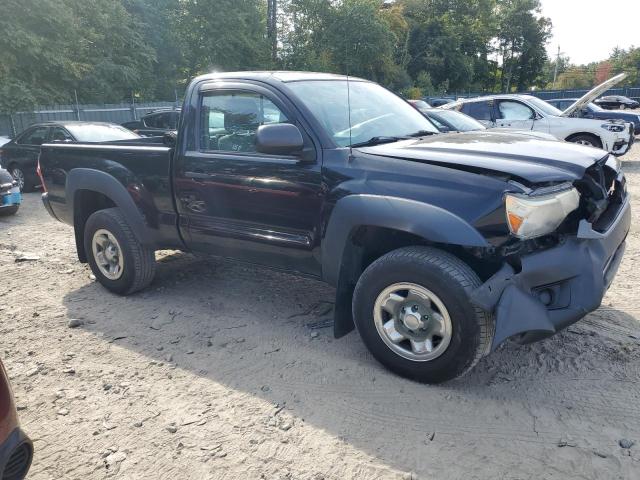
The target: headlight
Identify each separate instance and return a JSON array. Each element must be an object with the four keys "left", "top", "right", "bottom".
[
  {"left": 601, "top": 123, "right": 625, "bottom": 132},
  {"left": 505, "top": 188, "right": 580, "bottom": 239}
]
